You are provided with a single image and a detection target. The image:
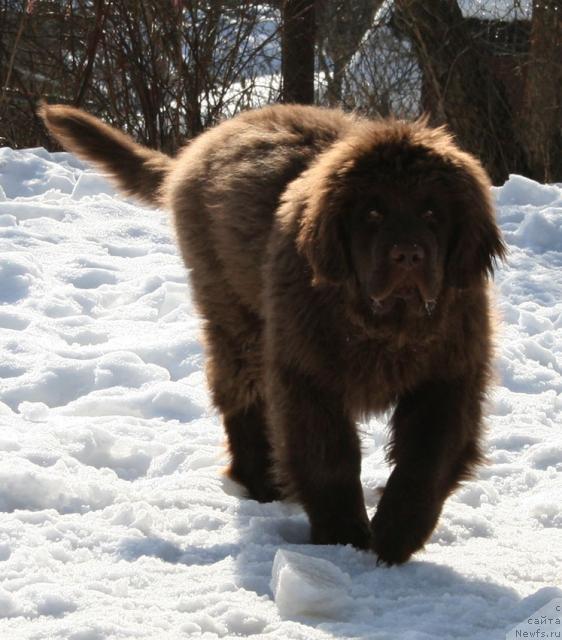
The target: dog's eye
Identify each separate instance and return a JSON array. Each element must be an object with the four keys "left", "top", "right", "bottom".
[
  {"left": 368, "top": 209, "right": 383, "bottom": 222},
  {"left": 421, "top": 209, "right": 435, "bottom": 221}
]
